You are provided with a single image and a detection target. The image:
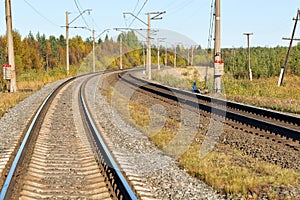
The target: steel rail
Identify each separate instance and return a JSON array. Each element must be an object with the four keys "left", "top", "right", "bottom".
[
  {"left": 119, "top": 73, "right": 300, "bottom": 142},
  {"left": 79, "top": 76, "right": 138, "bottom": 200},
  {"left": 0, "top": 77, "right": 76, "bottom": 200},
  {"left": 128, "top": 73, "right": 300, "bottom": 126}
]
